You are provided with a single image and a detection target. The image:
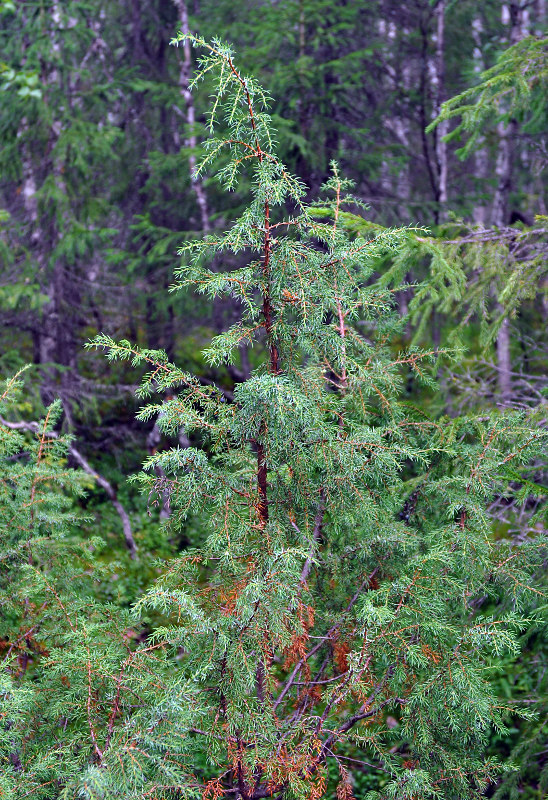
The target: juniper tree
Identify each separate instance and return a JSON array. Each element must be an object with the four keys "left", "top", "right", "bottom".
[
  {"left": 87, "top": 38, "right": 546, "bottom": 800},
  {"left": 0, "top": 371, "right": 144, "bottom": 800},
  {"left": 1, "top": 36, "right": 546, "bottom": 800}
]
